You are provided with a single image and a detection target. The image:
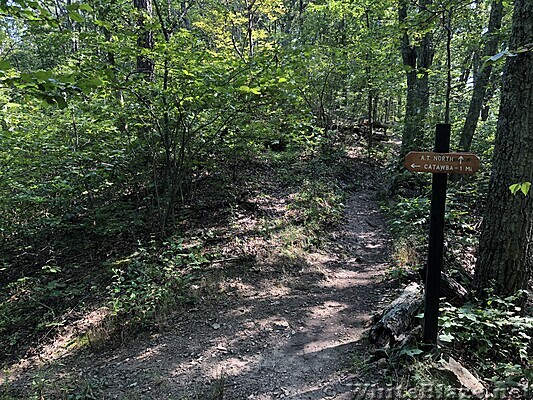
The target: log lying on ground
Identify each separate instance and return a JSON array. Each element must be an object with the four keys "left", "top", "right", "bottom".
[
  {"left": 370, "top": 275, "right": 469, "bottom": 346},
  {"left": 370, "top": 282, "right": 423, "bottom": 345},
  {"left": 440, "top": 273, "right": 469, "bottom": 307},
  {"left": 418, "top": 268, "right": 470, "bottom": 307}
]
